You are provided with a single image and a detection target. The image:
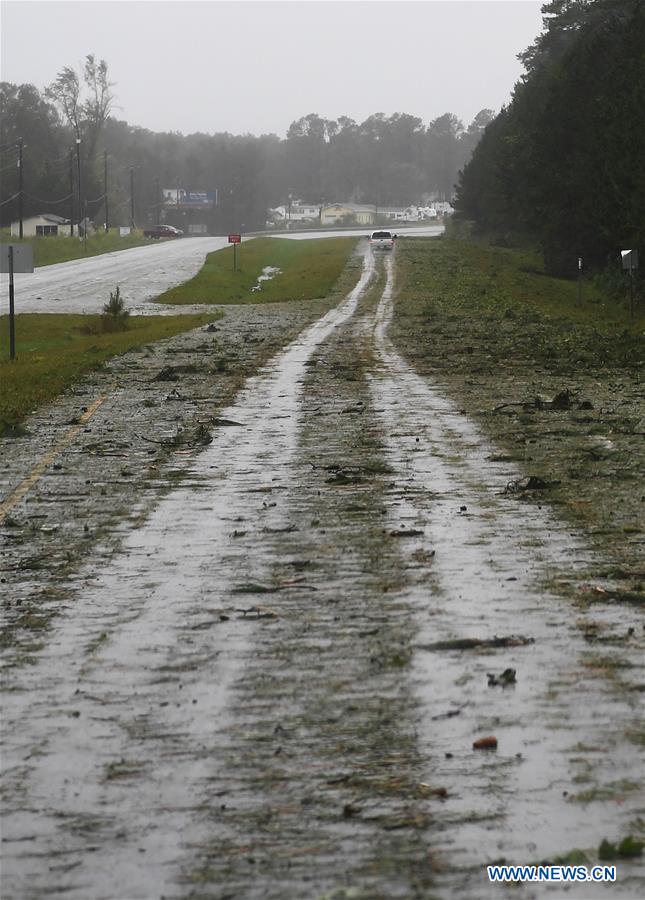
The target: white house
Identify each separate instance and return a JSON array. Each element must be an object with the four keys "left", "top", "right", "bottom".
[
  {"left": 270, "top": 202, "right": 321, "bottom": 224},
  {"left": 383, "top": 205, "right": 439, "bottom": 222},
  {"left": 11, "top": 213, "right": 70, "bottom": 237},
  {"left": 433, "top": 201, "right": 454, "bottom": 216}
]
